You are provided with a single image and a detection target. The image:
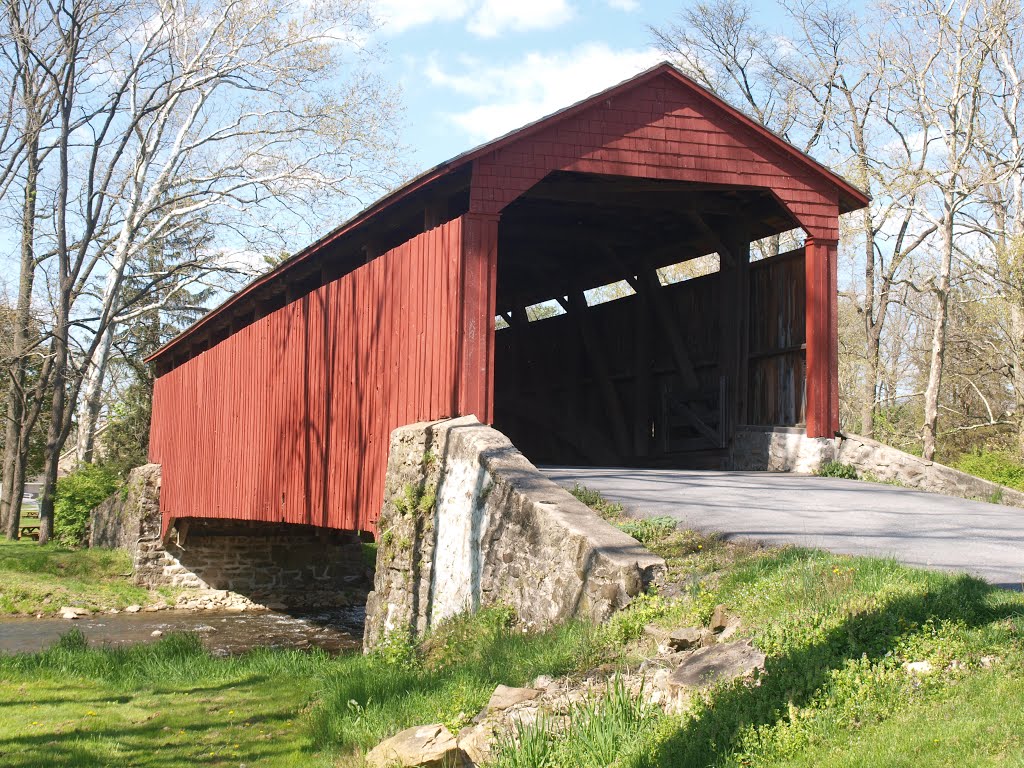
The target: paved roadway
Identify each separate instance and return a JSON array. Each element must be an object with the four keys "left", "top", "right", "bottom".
[{"left": 541, "top": 467, "right": 1024, "bottom": 590}]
